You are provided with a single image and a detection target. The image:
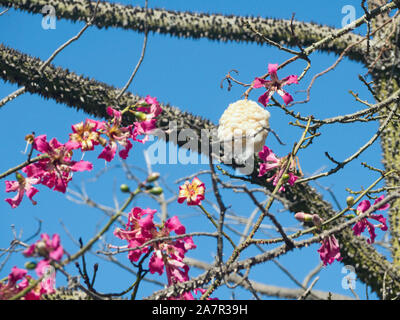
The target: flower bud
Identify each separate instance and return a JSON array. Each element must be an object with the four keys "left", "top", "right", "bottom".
[
  {"left": 312, "top": 214, "right": 323, "bottom": 226},
  {"left": 25, "top": 134, "right": 35, "bottom": 144},
  {"left": 120, "top": 184, "right": 130, "bottom": 193},
  {"left": 346, "top": 196, "right": 355, "bottom": 207},
  {"left": 24, "top": 261, "right": 37, "bottom": 270},
  {"left": 282, "top": 173, "right": 290, "bottom": 182},
  {"left": 149, "top": 186, "right": 163, "bottom": 195},
  {"left": 294, "top": 212, "right": 312, "bottom": 222},
  {"left": 146, "top": 172, "right": 160, "bottom": 183}
]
